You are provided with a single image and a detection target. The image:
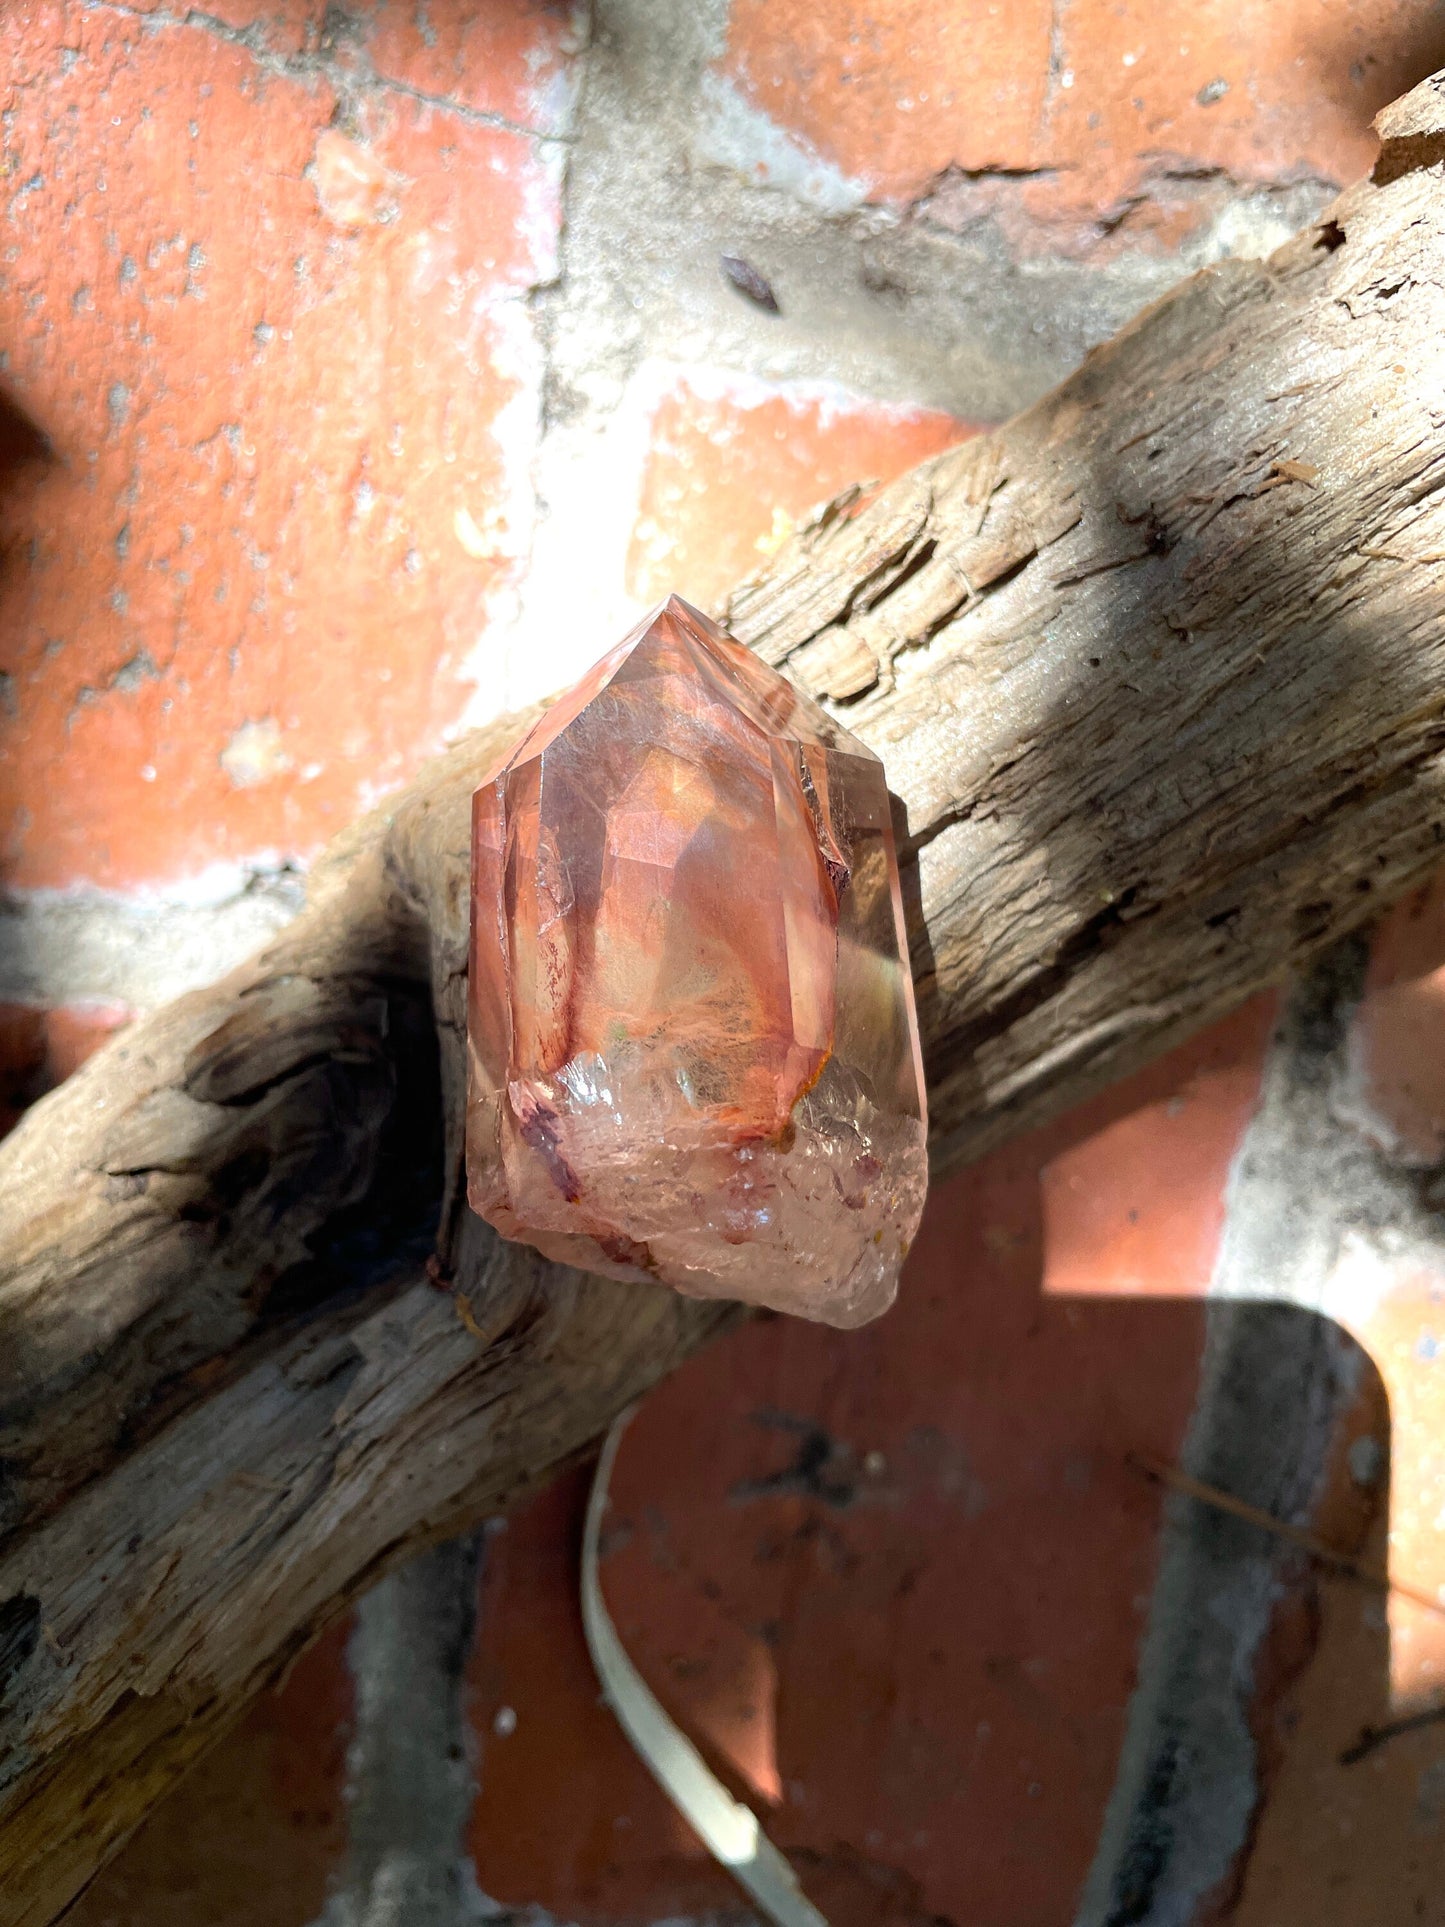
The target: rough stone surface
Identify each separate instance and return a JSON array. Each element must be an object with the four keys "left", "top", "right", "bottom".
[{"left": 318, "top": 1537, "right": 485, "bottom": 1927}]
